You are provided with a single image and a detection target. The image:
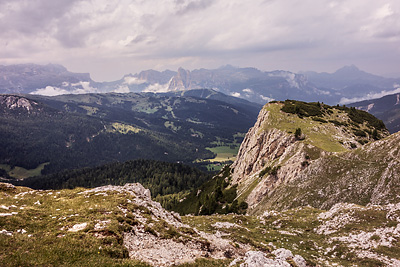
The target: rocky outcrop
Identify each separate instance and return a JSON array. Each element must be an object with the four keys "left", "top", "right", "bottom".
[
  {"left": 83, "top": 183, "right": 248, "bottom": 266},
  {"left": 231, "top": 107, "right": 295, "bottom": 184},
  {"left": 167, "top": 67, "right": 193, "bottom": 91},
  {"left": 230, "top": 106, "right": 313, "bottom": 211},
  {"left": 0, "top": 95, "right": 38, "bottom": 113},
  {"left": 230, "top": 249, "right": 306, "bottom": 267},
  {"left": 230, "top": 102, "right": 400, "bottom": 214}
]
